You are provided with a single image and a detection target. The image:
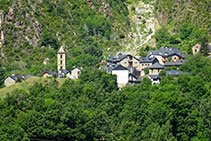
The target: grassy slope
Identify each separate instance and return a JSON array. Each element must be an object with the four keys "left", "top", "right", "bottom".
[{"left": 0, "top": 76, "right": 66, "bottom": 99}]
